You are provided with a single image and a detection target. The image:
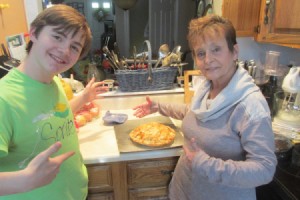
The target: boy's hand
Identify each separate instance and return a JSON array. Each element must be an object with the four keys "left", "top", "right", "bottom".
[
  {"left": 25, "top": 142, "right": 74, "bottom": 190},
  {"left": 83, "top": 77, "right": 108, "bottom": 102}
]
